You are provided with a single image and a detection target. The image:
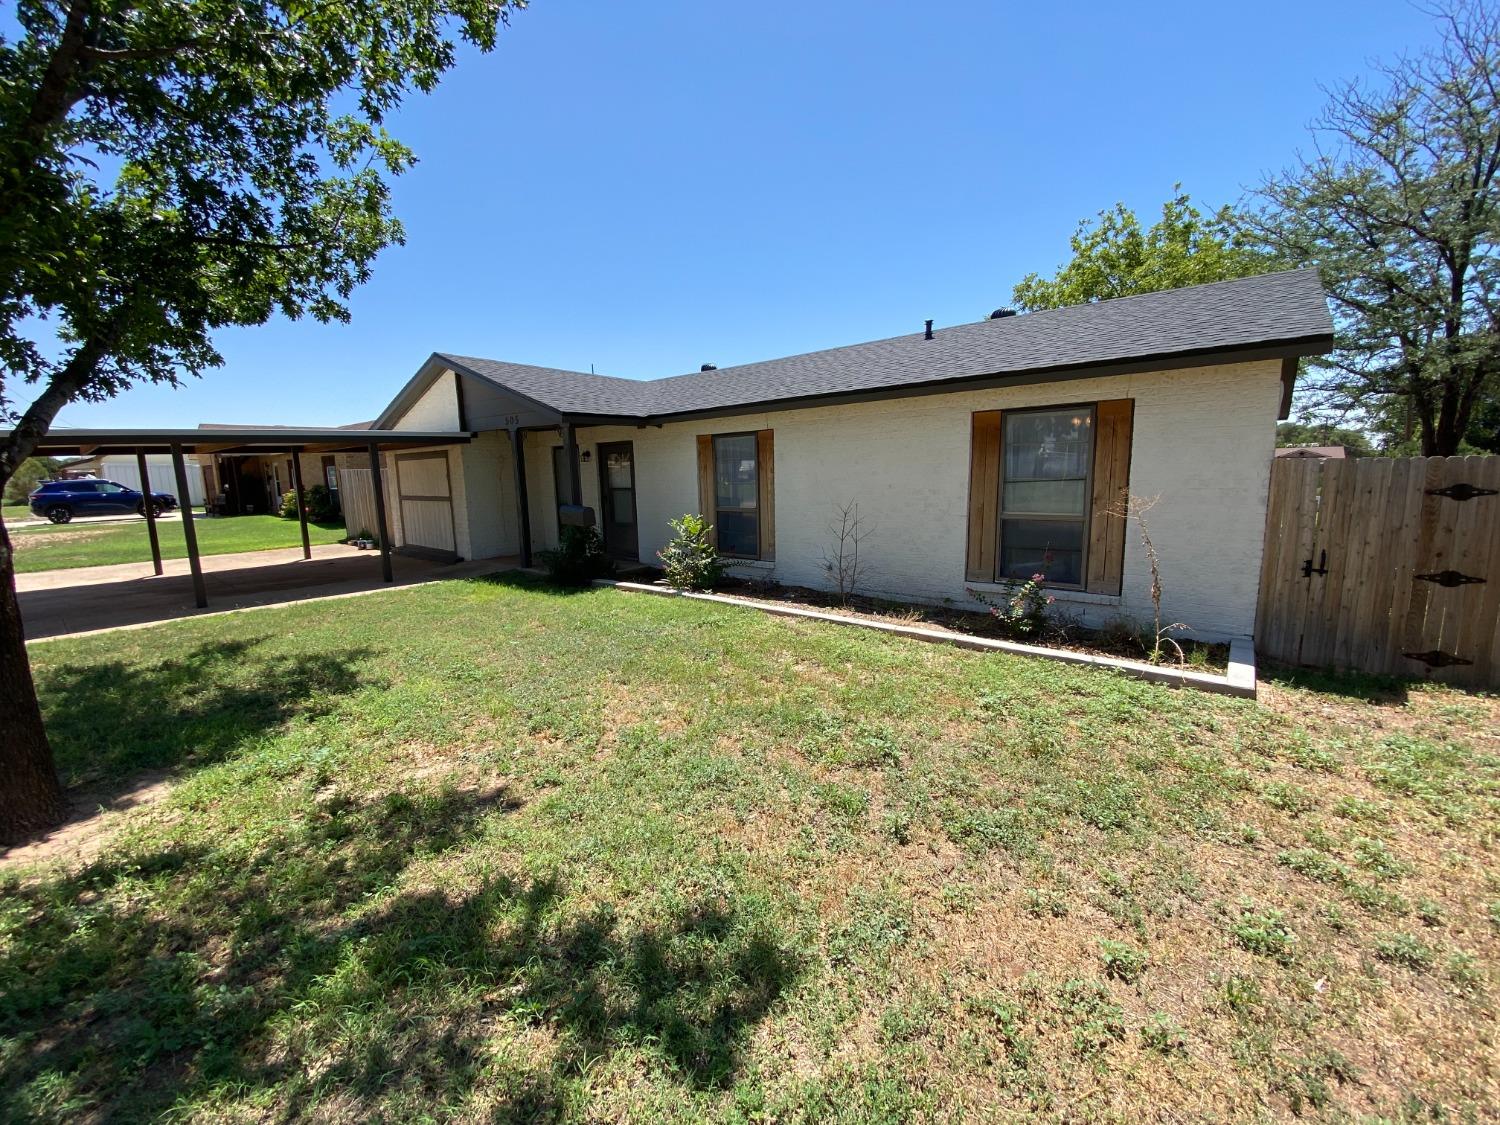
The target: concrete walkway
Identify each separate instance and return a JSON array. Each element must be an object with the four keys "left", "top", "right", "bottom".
[{"left": 20, "top": 543, "right": 518, "bottom": 641}]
